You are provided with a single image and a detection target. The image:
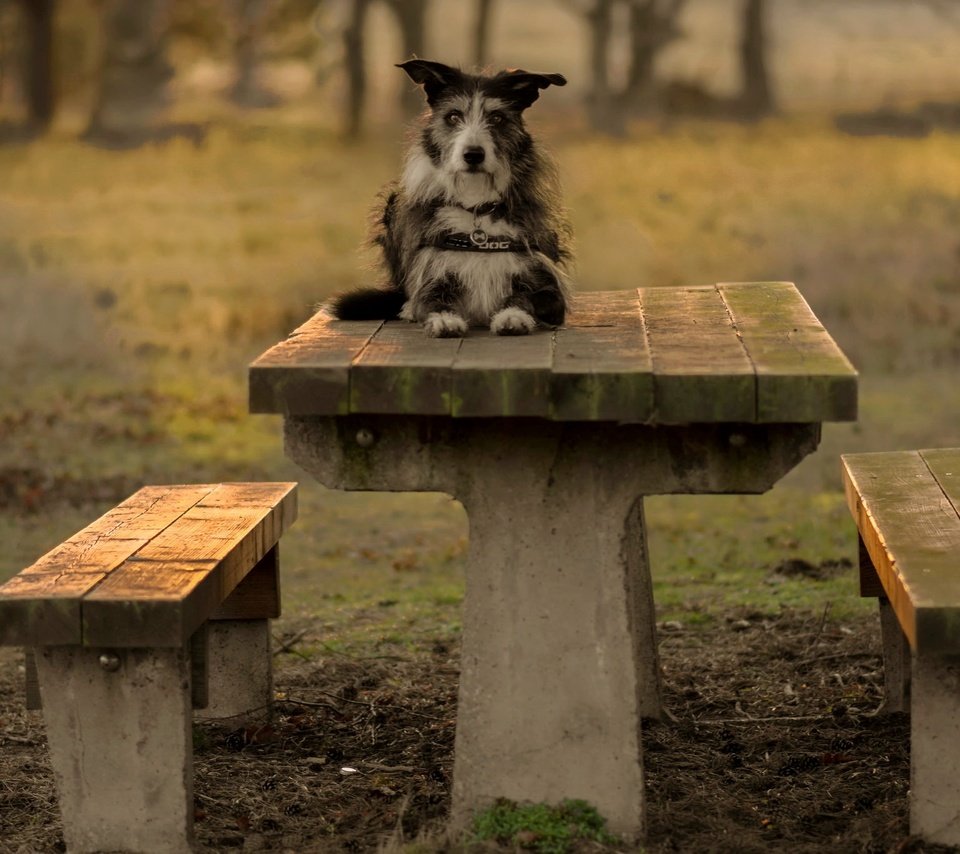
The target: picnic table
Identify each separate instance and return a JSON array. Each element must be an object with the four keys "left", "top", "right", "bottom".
[{"left": 249, "top": 281, "right": 857, "bottom": 841}]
